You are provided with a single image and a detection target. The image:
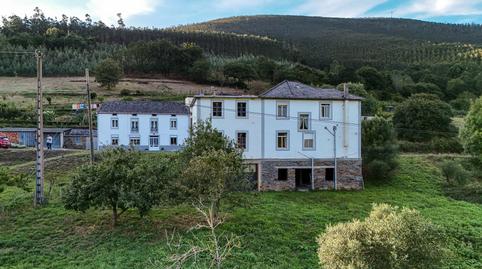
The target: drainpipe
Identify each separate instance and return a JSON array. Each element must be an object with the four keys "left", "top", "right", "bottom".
[
  {"left": 343, "top": 83, "right": 349, "bottom": 149},
  {"left": 324, "top": 126, "right": 337, "bottom": 190}
]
